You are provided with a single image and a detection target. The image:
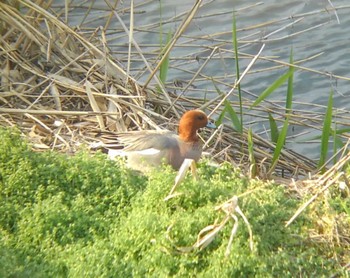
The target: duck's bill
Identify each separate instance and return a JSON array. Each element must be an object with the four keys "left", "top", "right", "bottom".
[{"left": 206, "top": 121, "right": 216, "bottom": 129}]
